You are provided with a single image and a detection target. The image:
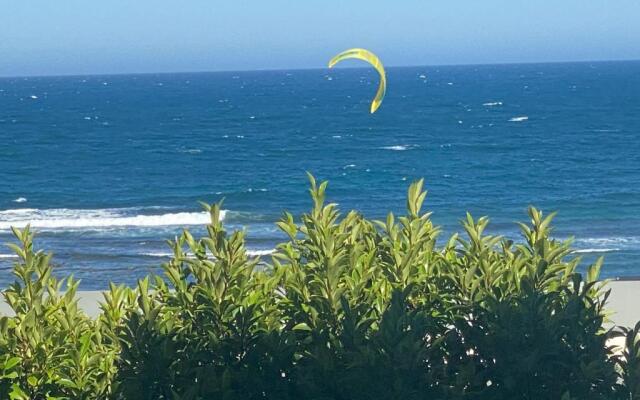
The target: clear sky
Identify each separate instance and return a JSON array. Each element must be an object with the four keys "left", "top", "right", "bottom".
[{"left": 1, "top": 0, "right": 639, "bottom": 76}]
